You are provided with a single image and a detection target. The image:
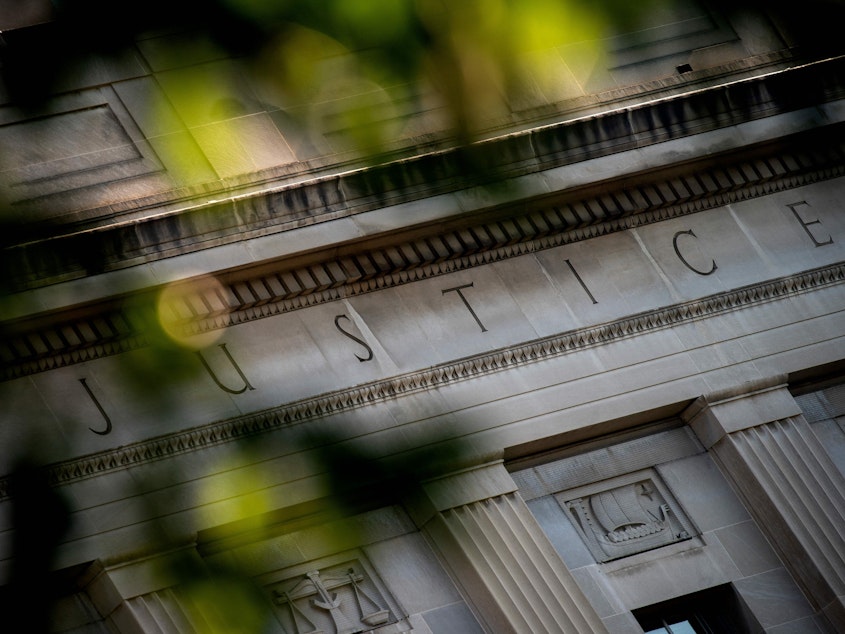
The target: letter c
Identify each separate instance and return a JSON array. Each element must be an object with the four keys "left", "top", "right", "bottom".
[{"left": 673, "top": 229, "right": 717, "bottom": 276}]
